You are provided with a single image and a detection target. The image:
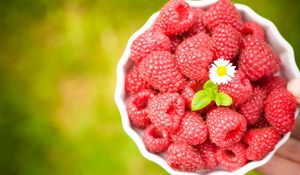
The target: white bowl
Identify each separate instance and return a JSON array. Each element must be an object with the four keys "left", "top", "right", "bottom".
[{"left": 115, "top": 0, "right": 300, "bottom": 174}]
